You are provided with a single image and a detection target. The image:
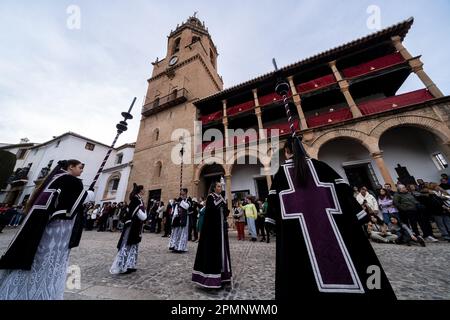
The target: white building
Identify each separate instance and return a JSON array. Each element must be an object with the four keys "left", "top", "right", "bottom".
[
  {"left": 0, "top": 132, "right": 135, "bottom": 206},
  {"left": 94, "top": 143, "right": 135, "bottom": 205}
]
